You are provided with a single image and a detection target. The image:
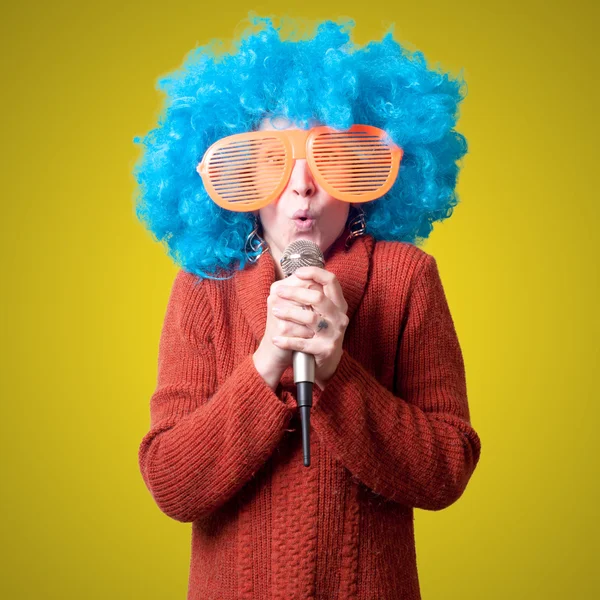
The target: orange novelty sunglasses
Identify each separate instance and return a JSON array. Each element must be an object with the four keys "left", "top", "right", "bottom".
[{"left": 196, "top": 124, "right": 403, "bottom": 212}]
